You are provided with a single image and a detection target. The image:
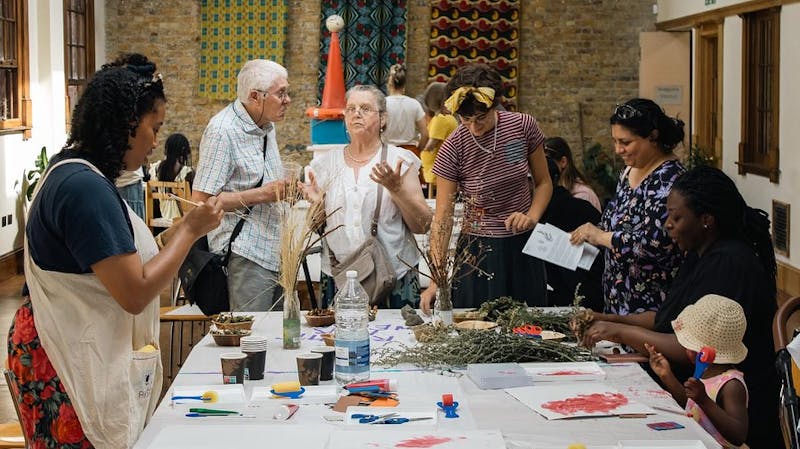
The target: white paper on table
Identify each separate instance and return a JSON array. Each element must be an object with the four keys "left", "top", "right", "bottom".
[
  {"left": 146, "top": 425, "right": 330, "bottom": 449},
  {"left": 505, "top": 382, "right": 654, "bottom": 420},
  {"left": 250, "top": 385, "right": 338, "bottom": 404},
  {"left": 519, "top": 361, "right": 606, "bottom": 382},
  {"left": 617, "top": 441, "right": 708, "bottom": 449},
  {"left": 344, "top": 406, "right": 437, "bottom": 426},
  {"left": 326, "top": 429, "right": 505, "bottom": 449},
  {"left": 170, "top": 384, "right": 245, "bottom": 404},
  {"left": 522, "top": 223, "right": 598, "bottom": 271}
]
